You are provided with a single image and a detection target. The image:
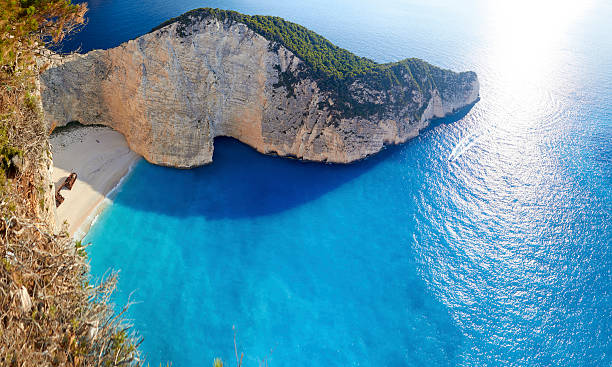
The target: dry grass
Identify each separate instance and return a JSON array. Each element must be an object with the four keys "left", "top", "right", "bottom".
[
  {"left": 0, "top": 1, "right": 143, "bottom": 366},
  {"left": 0, "top": 74, "right": 144, "bottom": 366},
  {"left": 0, "top": 214, "right": 142, "bottom": 367}
]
